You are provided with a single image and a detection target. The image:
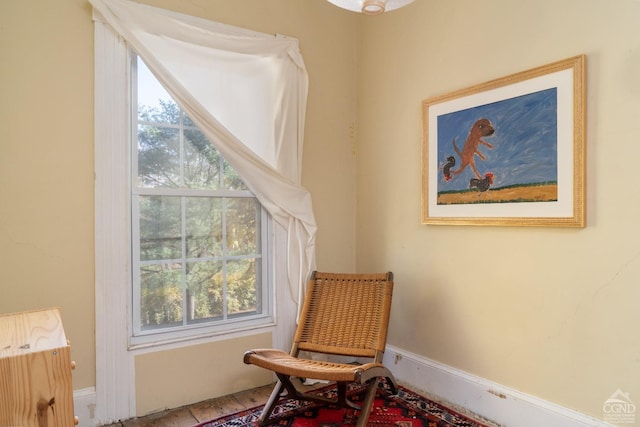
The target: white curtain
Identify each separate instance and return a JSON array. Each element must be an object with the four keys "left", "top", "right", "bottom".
[{"left": 90, "top": 0, "right": 316, "bottom": 309}]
